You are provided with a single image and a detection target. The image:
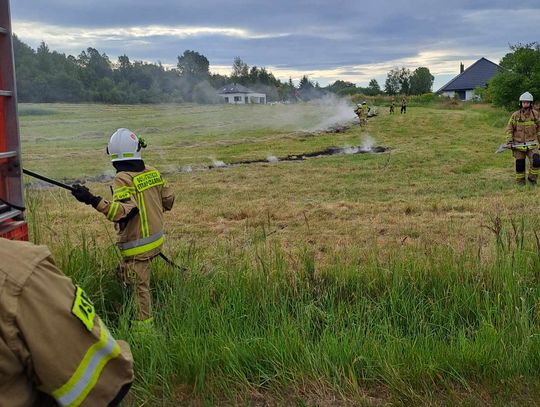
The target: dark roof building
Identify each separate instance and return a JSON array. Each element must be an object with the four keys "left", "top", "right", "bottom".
[
  {"left": 217, "top": 83, "right": 266, "bottom": 104},
  {"left": 437, "top": 57, "right": 500, "bottom": 101},
  {"left": 218, "top": 83, "right": 253, "bottom": 94}
]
